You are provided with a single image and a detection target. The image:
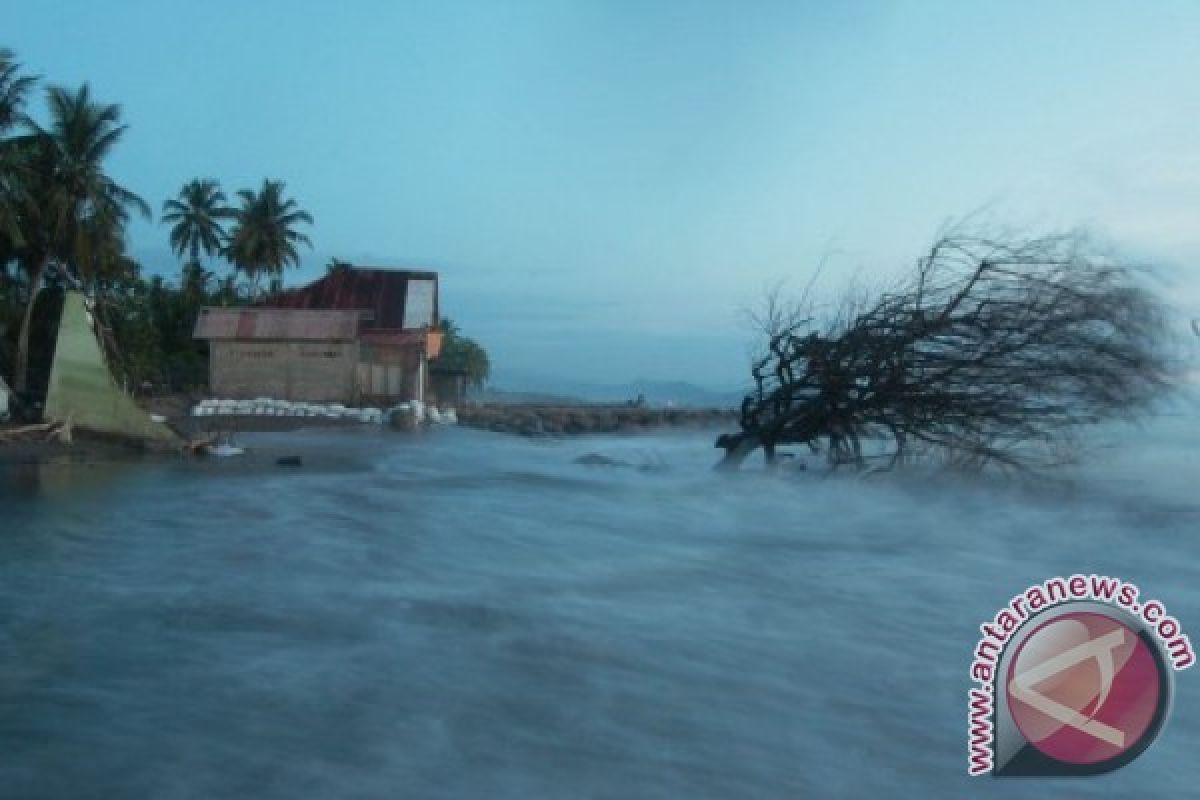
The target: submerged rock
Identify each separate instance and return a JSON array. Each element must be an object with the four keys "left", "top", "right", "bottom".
[
  {"left": 573, "top": 452, "right": 670, "bottom": 473},
  {"left": 574, "top": 453, "right": 632, "bottom": 468}
]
